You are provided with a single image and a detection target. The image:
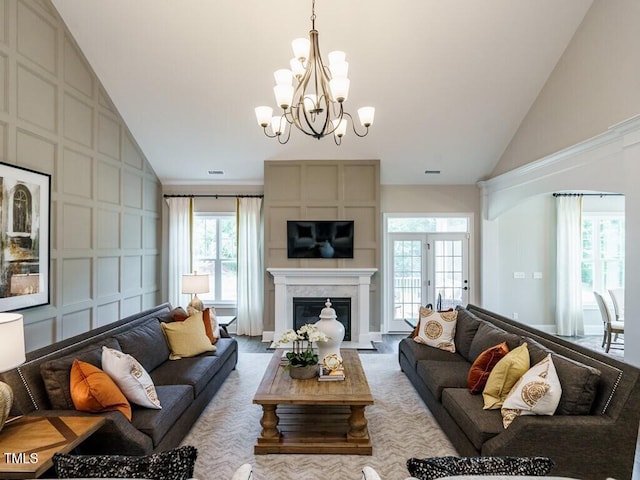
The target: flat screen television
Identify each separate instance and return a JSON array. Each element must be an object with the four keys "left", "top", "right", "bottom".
[{"left": 287, "top": 220, "right": 354, "bottom": 259}]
